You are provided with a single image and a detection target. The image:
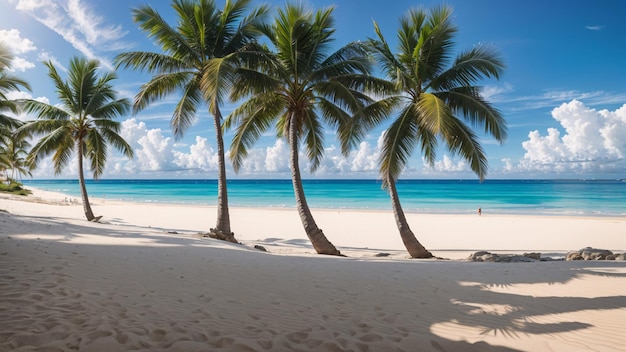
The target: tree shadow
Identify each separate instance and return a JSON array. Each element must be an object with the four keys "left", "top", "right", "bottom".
[{"left": 0, "top": 212, "right": 246, "bottom": 250}]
